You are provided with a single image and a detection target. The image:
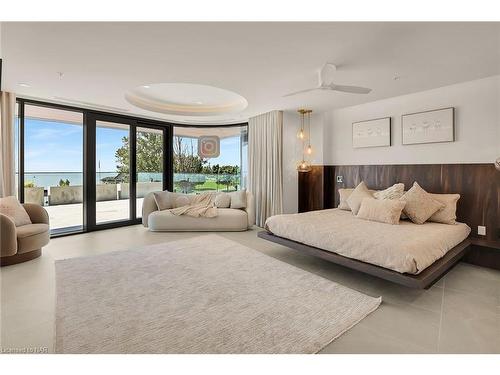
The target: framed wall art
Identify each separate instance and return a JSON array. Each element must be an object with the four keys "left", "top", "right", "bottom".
[
  {"left": 402, "top": 107, "right": 454, "bottom": 145},
  {"left": 352, "top": 117, "right": 391, "bottom": 148}
]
